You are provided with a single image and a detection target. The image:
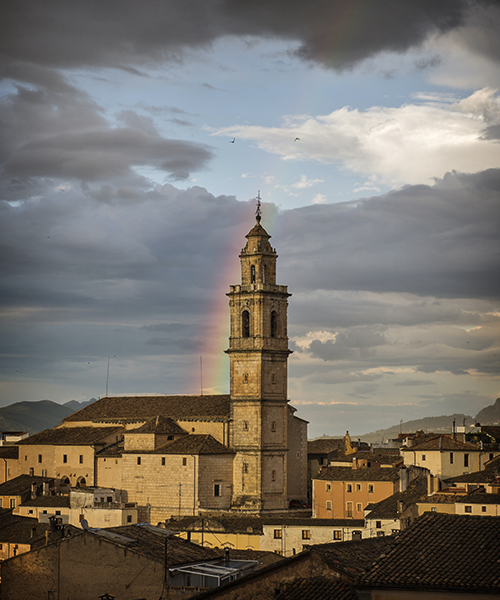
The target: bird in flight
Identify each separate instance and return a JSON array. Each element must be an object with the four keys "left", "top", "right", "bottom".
[
  {"left": 230, "top": 138, "right": 235, "bottom": 143},
  {"left": 294, "top": 137, "right": 300, "bottom": 142}
]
